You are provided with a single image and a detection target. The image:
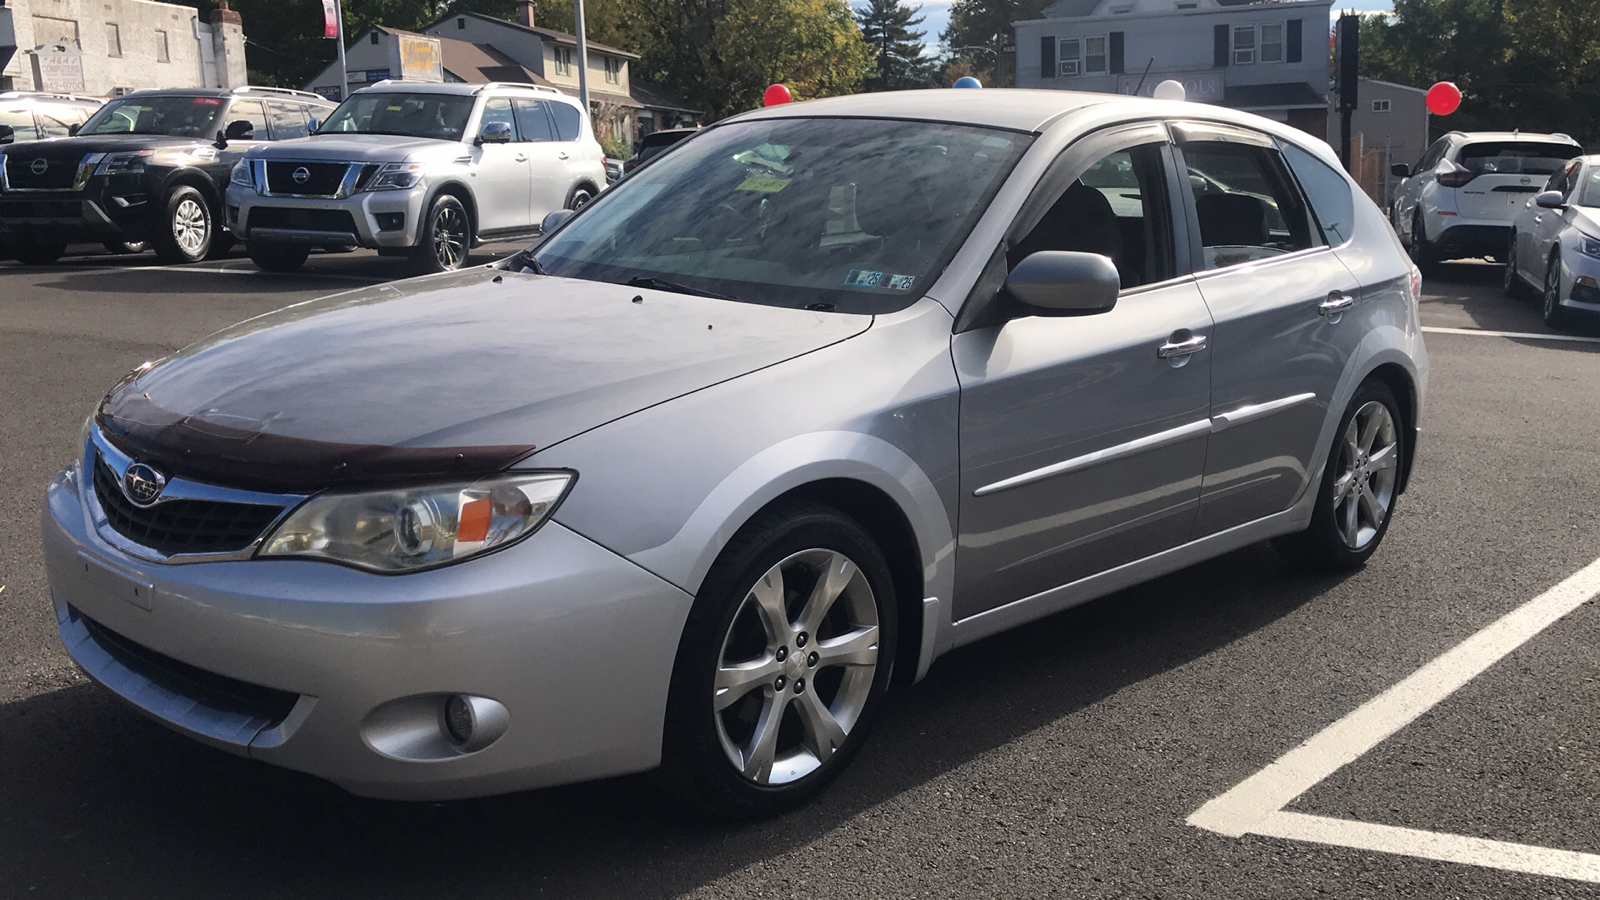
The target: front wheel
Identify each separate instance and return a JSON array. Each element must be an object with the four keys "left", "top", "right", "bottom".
[
  {"left": 1543, "top": 249, "right": 1574, "bottom": 329},
  {"left": 152, "top": 186, "right": 214, "bottom": 264},
  {"left": 1408, "top": 210, "right": 1439, "bottom": 274},
  {"left": 660, "top": 502, "right": 897, "bottom": 818},
  {"left": 1503, "top": 233, "right": 1530, "bottom": 299},
  {"left": 408, "top": 194, "right": 472, "bottom": 275},
  {"left": 13, "top": 237, "right": 67, "bottom": 265},
  {"left": 1274, "top": 380, "right": 1405, "bottom": 571},
  {"left": 248, "top": 241, "right": 310, "bottom": 273}
]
